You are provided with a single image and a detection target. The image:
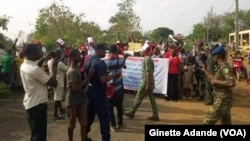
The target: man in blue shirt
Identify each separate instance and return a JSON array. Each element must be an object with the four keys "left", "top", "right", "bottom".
[{"left": 85, "top": 44, "right": 117, "bottom": 141}]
